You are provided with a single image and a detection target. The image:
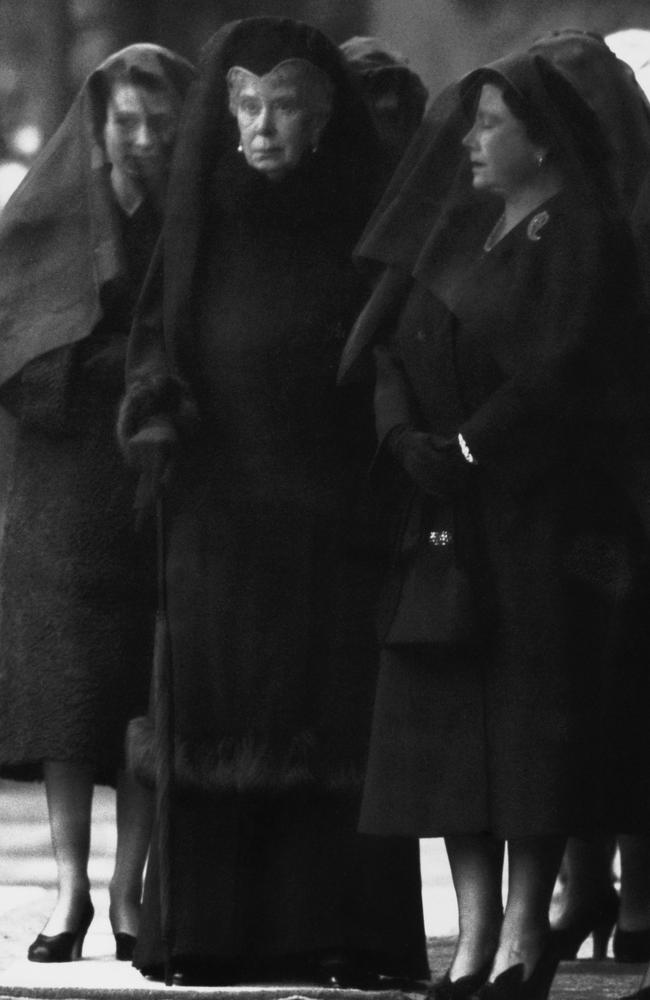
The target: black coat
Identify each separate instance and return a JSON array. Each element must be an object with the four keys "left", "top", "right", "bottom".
[
  {"left": 120, "top": 18, "right": 429, "bottom": 979},
  {"left": 358, "top": 192, "right": 650, "bottom": 838},
  {"left": 0, "top": 46, "right": 195, "bottom": 784},
  {"left": 126, "top": 155, "right": 383, "bottom": 795}
]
